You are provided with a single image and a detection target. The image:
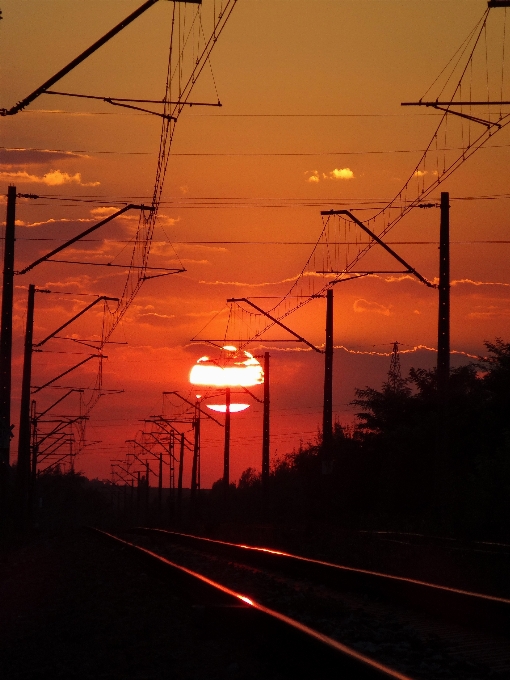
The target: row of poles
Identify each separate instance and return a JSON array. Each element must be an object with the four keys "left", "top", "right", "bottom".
[
  {"left": 113, "top": 359, "right": 271, "bottom": 510},
  {"left": 111, "top": 431, "right": 186, "bottom": 521},
  {"left": 1, "top": 187, "right": 269, "bottom": 520},
  {"left": 1, "top": 185, "right": 451, "bottom": 520},
  {"left": 224, "top": 193, "right": 450, "bottom": 477},
  {"left": 0, "top": 0, "right": 210, "bottom": 523},
  {"left": 1, "top": 189, "right": 82, "bottom": 519},
  {"left": 111, "top": 397, "right": 200, "bottom": 520},
  {"left": 1, "top": 0, "right": 452, "bottom": 523},
  {"left": 0, "top": 187, "right": 127, "bottom": 522}
]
